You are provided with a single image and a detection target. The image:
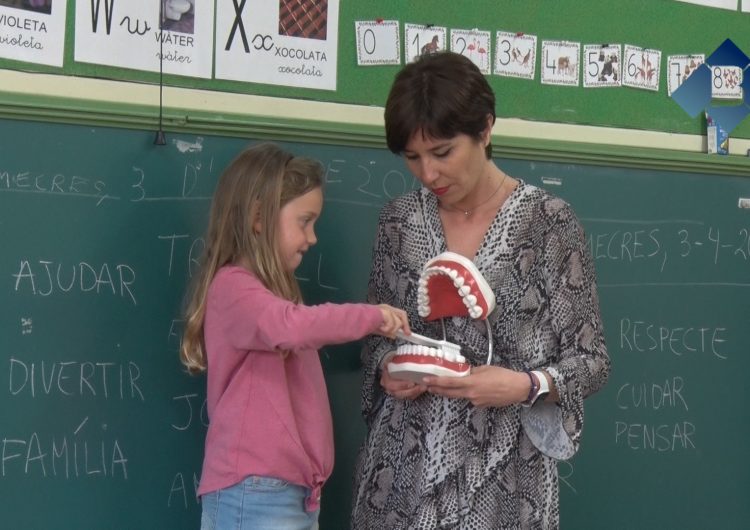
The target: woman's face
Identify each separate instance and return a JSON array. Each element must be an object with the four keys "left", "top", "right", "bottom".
[{"left": 403, "top": 126, "right": 491, "bottom": 207}]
